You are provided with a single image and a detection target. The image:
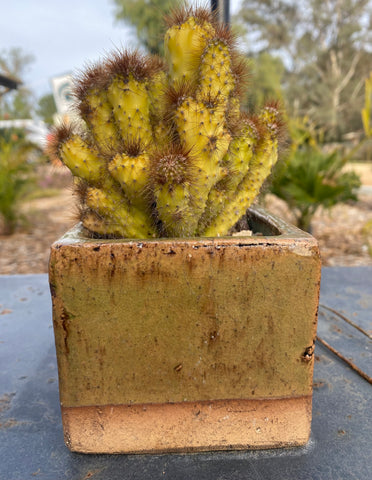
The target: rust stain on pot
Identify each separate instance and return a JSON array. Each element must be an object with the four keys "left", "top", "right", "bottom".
[
  {"left": 49, "top": 282, "right": 57, "bottom": 298},
  {"left": 60, "top": 307, "right": 73, "bottom": 354},
  {"left": 49, "top": 207, "right": 321, "bottom": 452},
  {"left": 302, "top": 344, "right": 315, "bottom": 362},
  {"left": 109, "top": 250, "right": 116, "bottom": 278}
]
